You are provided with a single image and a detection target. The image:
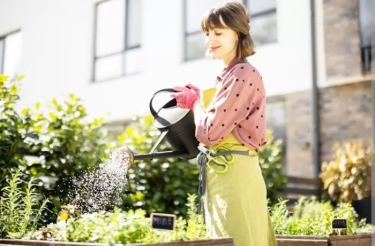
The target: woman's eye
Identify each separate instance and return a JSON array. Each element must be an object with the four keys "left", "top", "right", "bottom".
[{"left": 215, "top": 33, "right": 222, "bottom": 36}]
